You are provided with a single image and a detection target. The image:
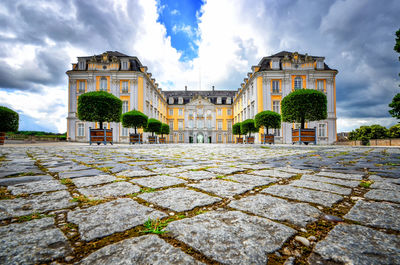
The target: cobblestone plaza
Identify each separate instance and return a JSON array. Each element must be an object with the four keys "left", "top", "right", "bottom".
[{"left": 0, "top": 143, "right": 399, "bottom": 264}]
